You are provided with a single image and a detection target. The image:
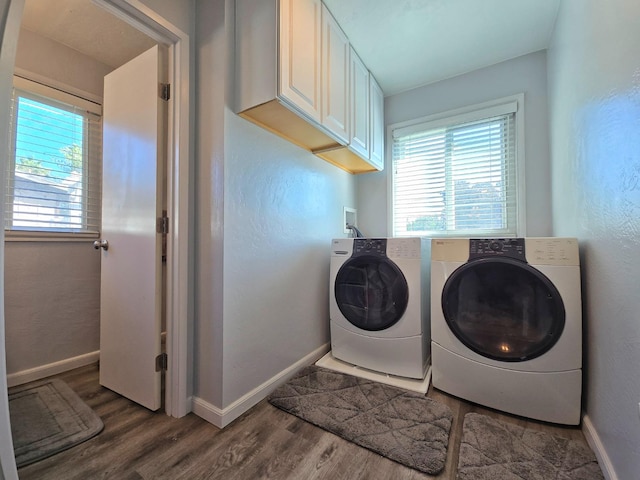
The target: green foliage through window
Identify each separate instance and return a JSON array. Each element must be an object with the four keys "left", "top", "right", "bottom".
[
  {"left": 5, "top": 80, "right": 102, "bottom": 234},
  {"left": 391, "top": 99, "right": 521, "bottom": 237}
]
